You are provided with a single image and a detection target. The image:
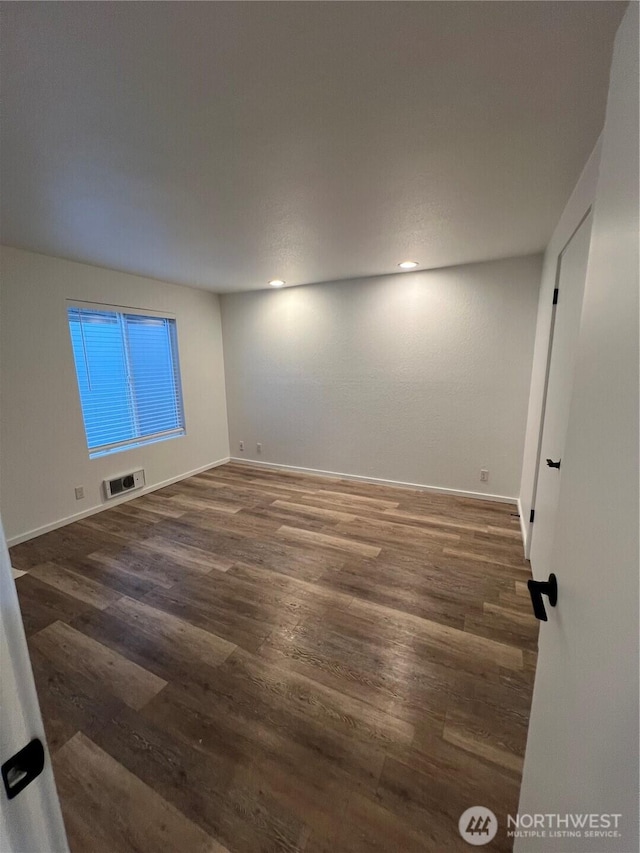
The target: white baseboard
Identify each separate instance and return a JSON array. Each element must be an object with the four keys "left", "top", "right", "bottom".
[
  {"left": 8, "top": 455, "right": 519, "bottom": 548},
  {"left": 229, "top": 457, "right": 518, "bottom": 505},
  {"left": 6, "top": 457, "right": 231, "bottom": 547}
]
